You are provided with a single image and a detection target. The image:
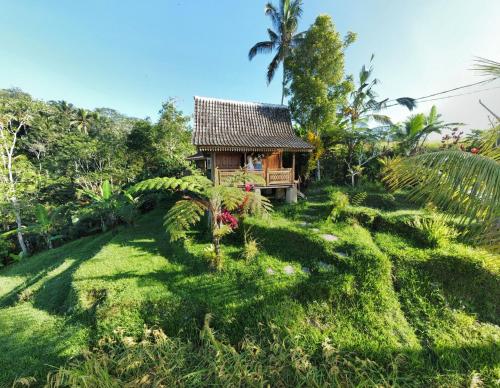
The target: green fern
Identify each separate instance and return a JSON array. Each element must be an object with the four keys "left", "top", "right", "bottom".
[{"left": 350, "top": 192, "right": 367, "bottom": 206}]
